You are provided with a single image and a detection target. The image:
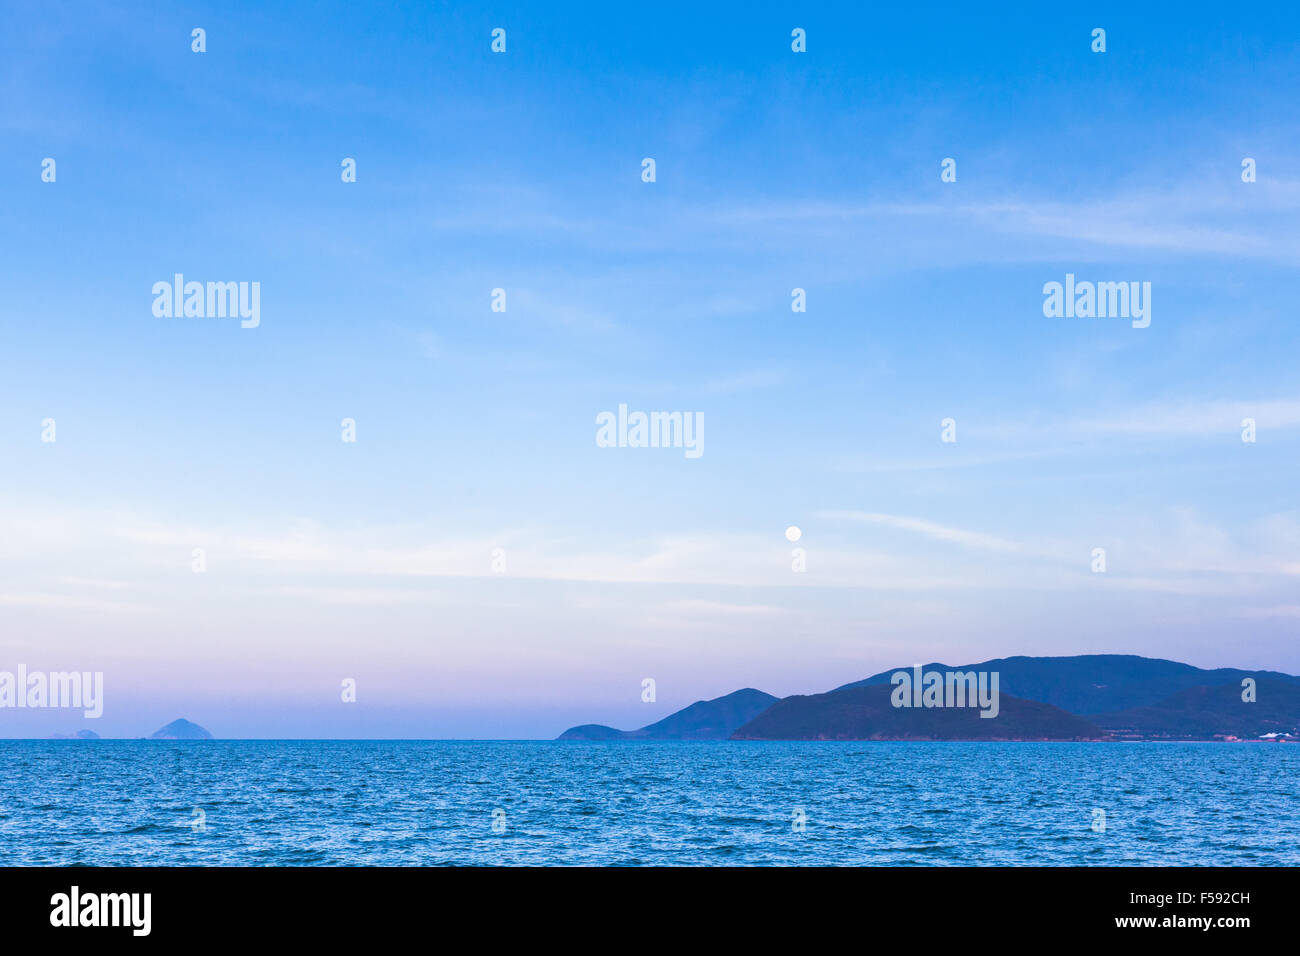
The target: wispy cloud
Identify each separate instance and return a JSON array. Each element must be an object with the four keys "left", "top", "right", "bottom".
[
  {"left": 700, "top": 368, "right": 787, "bottom": 394},
  {"left": 819, "top": 511, "right": 1027, "bottom": 554},
  {"left": 972, "top": 397, "right": 1300, "bottom": 442},
  {"left": 1239, "top": 605, "right": 1300, "bottom": 620},
  {"left": 692, "top": 178, "right": 1300, "bottom": 264}
]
